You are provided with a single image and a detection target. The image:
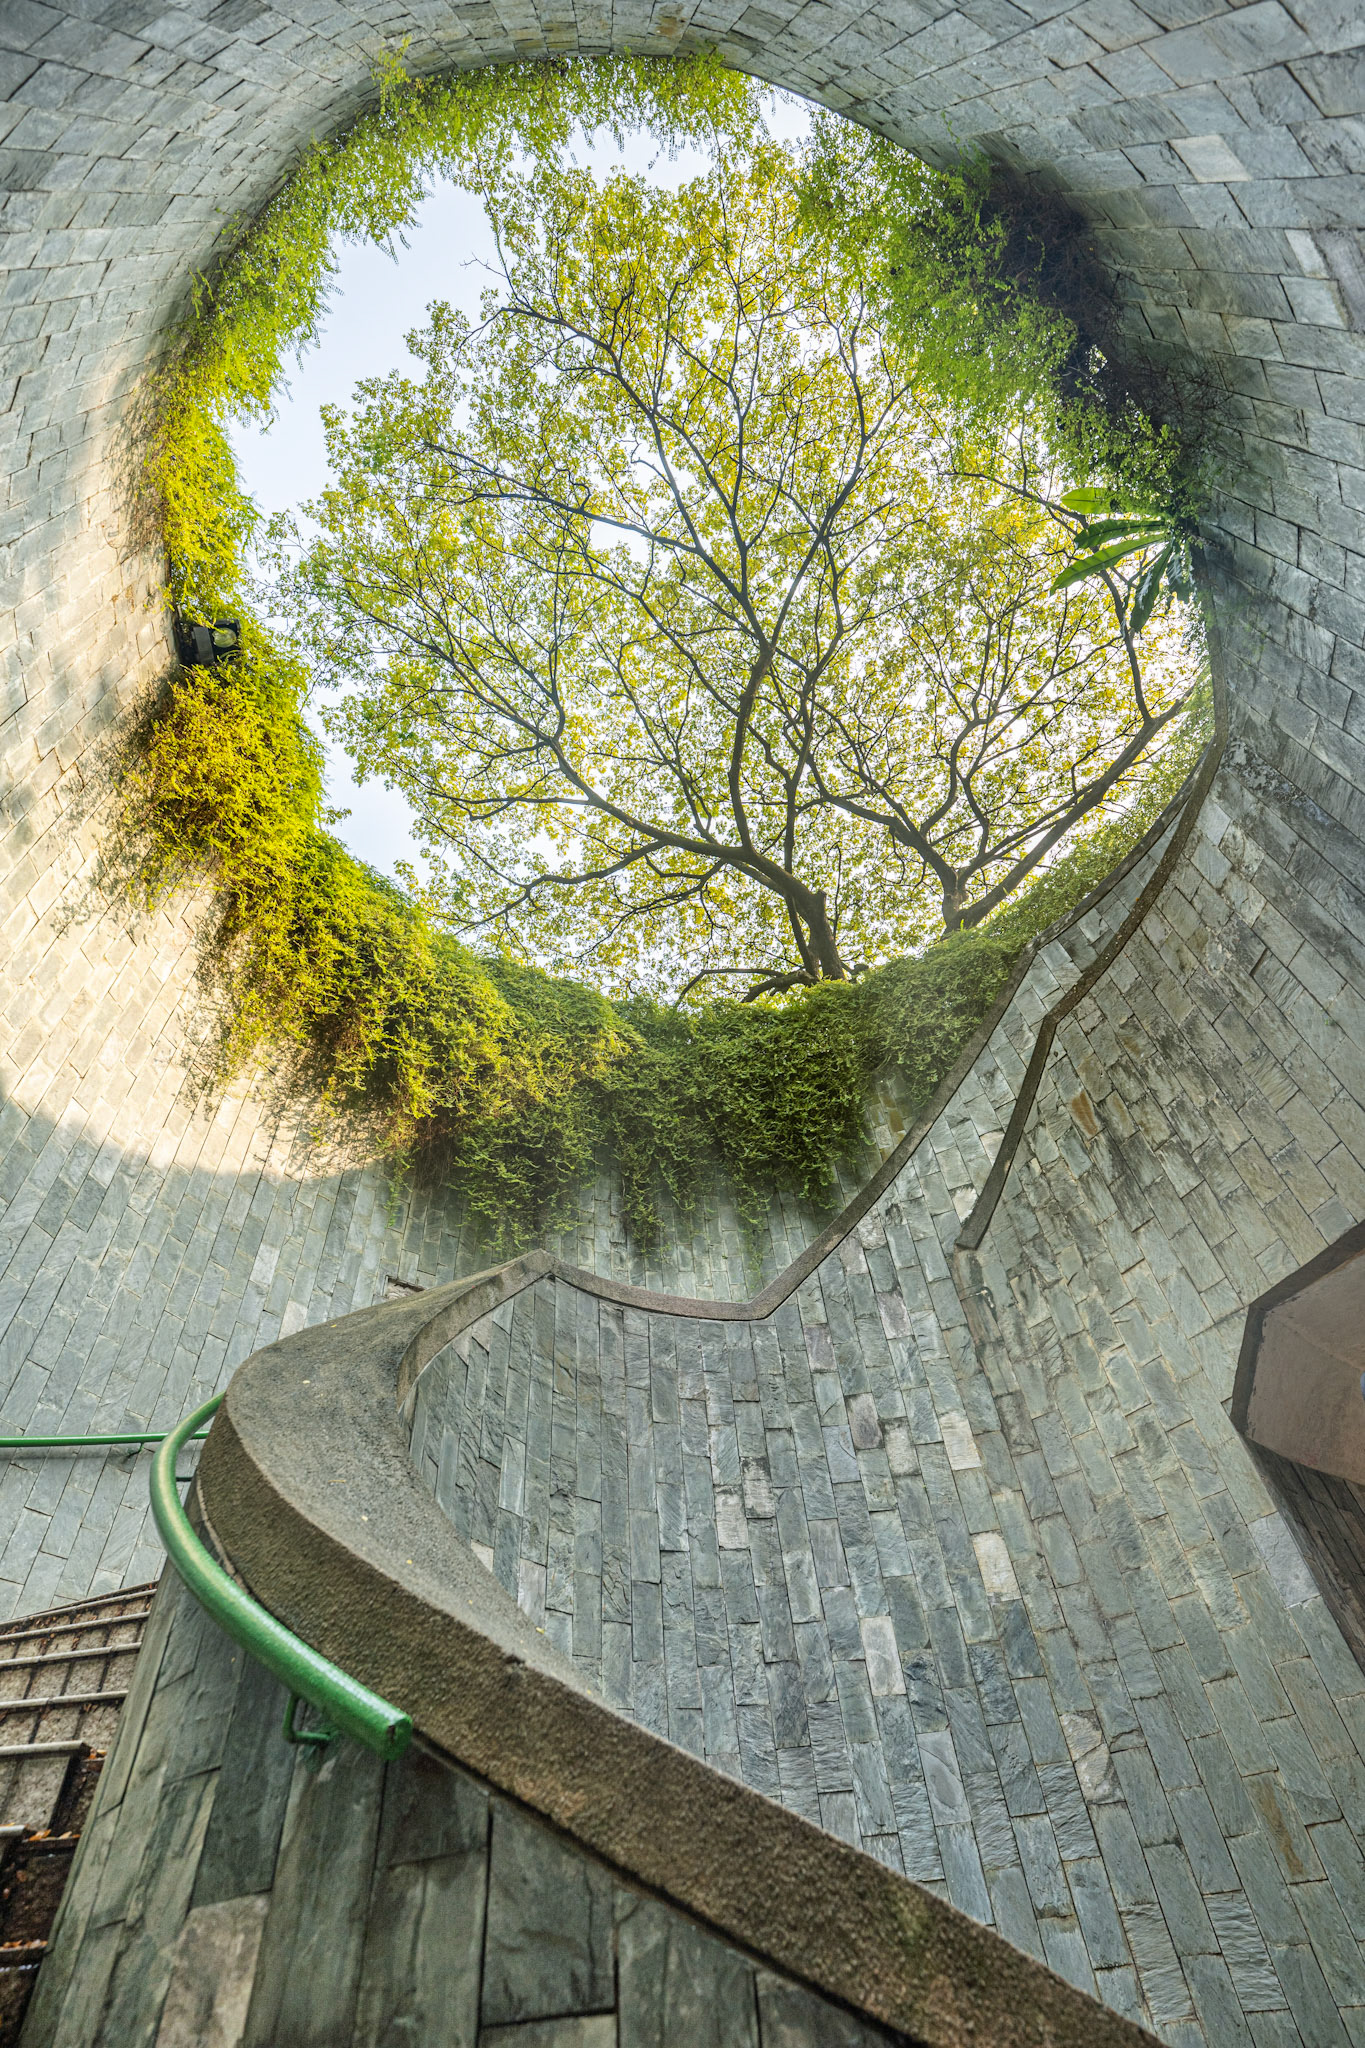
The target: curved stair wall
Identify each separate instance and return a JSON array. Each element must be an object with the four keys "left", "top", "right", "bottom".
[
  {"left": 2, "top": 3, "right": 1365, "bottom": 2044},
  {"left": 0, "top": 628, "right": 1192, "bottom": 1618},
  {"left": 20, "top": 1572, "right": 917, "bottom": 2048},
  {"left": 22, "top": 1287, "right": 1158, "bottom": 2048}
]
